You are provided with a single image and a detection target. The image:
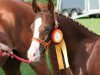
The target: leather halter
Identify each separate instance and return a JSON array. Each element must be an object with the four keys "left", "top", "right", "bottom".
[{"left": 32, "top": 38, "right": 51, "bottom": 49}]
